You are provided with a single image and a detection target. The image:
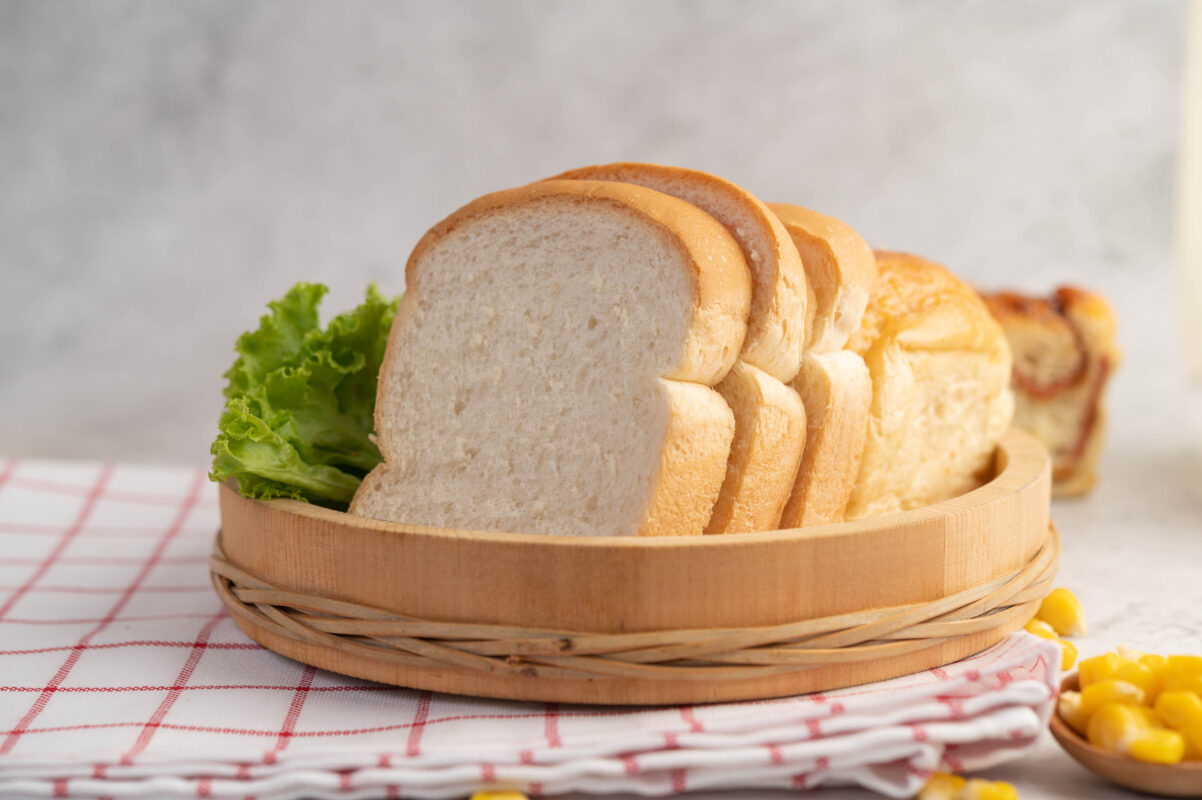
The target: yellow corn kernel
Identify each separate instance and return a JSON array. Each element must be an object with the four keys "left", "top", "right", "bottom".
[
  {"left": 1059, "top": 690, "right": 1090, "bottom": 735},
  {"left": 1036, "top": 588, "right": 1085, "bottom": 636},
  {"left": 1140, "top": 654, "right": 1169, "bottom": 699},
  {"left": 1181, "top": 716, "right": 1202, "bottom": 760},
  {"left": 1129, "top": 728, "right": 1186, "bottom": 765},
  {"left": 1058, "top": 639, "right": 1078, "bottom": 670},
  {"left": 1081, "top": 679, "right": 1147, "bottom": 717},
  {"left": 918, "top": 771, "right": 966, "bottom": 800},
  {"left": 1078, "top": 653, "right": 1120, "bottom": 689},
  {"left": 1134, "top": 706, "right": 1167, "bottom": 729},
  {"left": 1023, "top": 618, "right": 1056, "bottom": 639},
  {"left": 1155, "top": 690, "right": 1202, "bottom": 730},
  {"left": 469, "top": 792, "right": 529, "bottom": 800},
  {"left": 962, "top": 778, "right": 1019, "bottom": 800},
  {"left": 1088, "top": 702, "right": 1147, "bottom": 752},
  {"left": 1164, "top": 656, "right": 1202, "bottom": 695}
]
